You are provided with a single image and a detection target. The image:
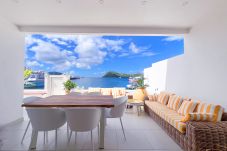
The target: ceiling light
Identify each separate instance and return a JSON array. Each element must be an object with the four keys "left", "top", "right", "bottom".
[
  {"left": 56, "top": 0, "right": 62, "bottom": 4},
  {"left": 98, "top": 0, "right": 104, "bottom": 4},
  {"left": 182, "top": 1, "right": 189, "bottom": 6},
  {"left": 12, "top": 0, "right": 19, "bottom": 3}
]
